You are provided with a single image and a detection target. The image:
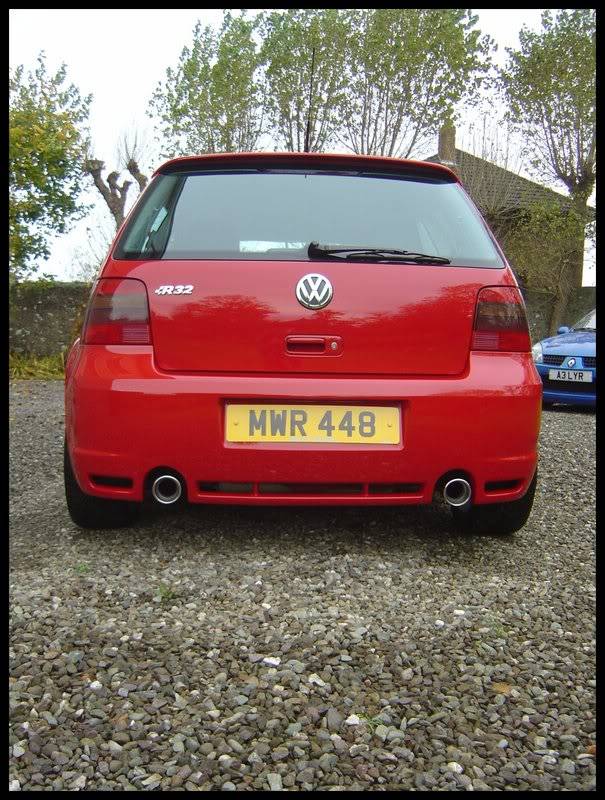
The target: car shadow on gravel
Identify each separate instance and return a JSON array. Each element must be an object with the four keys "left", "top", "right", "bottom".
[
  {"left": 542, "top": 404, "right": 595, "bottom": 415},
  {"left": 68, "top": 500, "right": 525, "bottom": 568}
]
